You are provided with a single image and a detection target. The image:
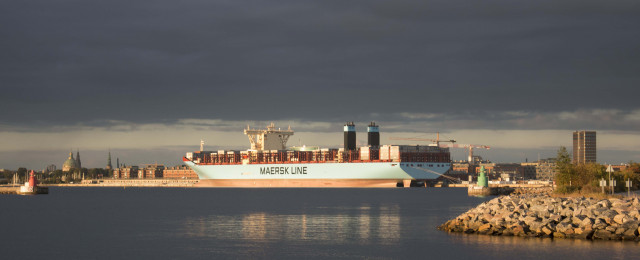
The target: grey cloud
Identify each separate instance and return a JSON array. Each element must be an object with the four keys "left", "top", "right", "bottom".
[
  {"left": 3, "top": 108, "right": 640, "bottom": 134},
  {"left": 382, "top": 109, "right": 640, "bottom": 132},
  {"left": 1, "top": 0, "right": 639, "bottom": 129}
]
